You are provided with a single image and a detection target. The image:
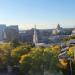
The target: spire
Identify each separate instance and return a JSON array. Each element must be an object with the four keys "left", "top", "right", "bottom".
[
  {"left": 33, "top": 25, "right": 38, "bottom": 45},
  {"left": 57, "top": 24, "right": 61, "bottom": 30}
]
